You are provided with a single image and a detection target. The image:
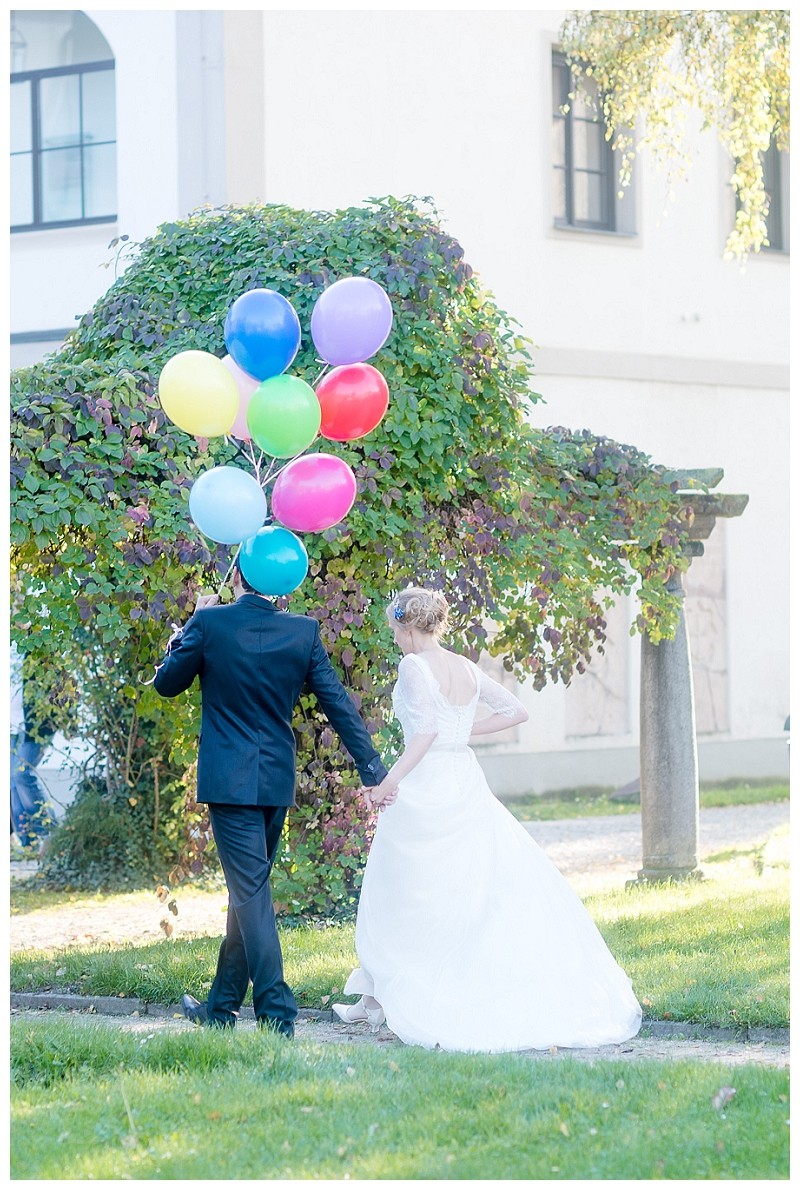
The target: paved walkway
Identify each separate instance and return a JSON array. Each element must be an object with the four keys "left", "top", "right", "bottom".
[{"left": 11, "top": 802, "right": 789, "bottom": 1067}]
